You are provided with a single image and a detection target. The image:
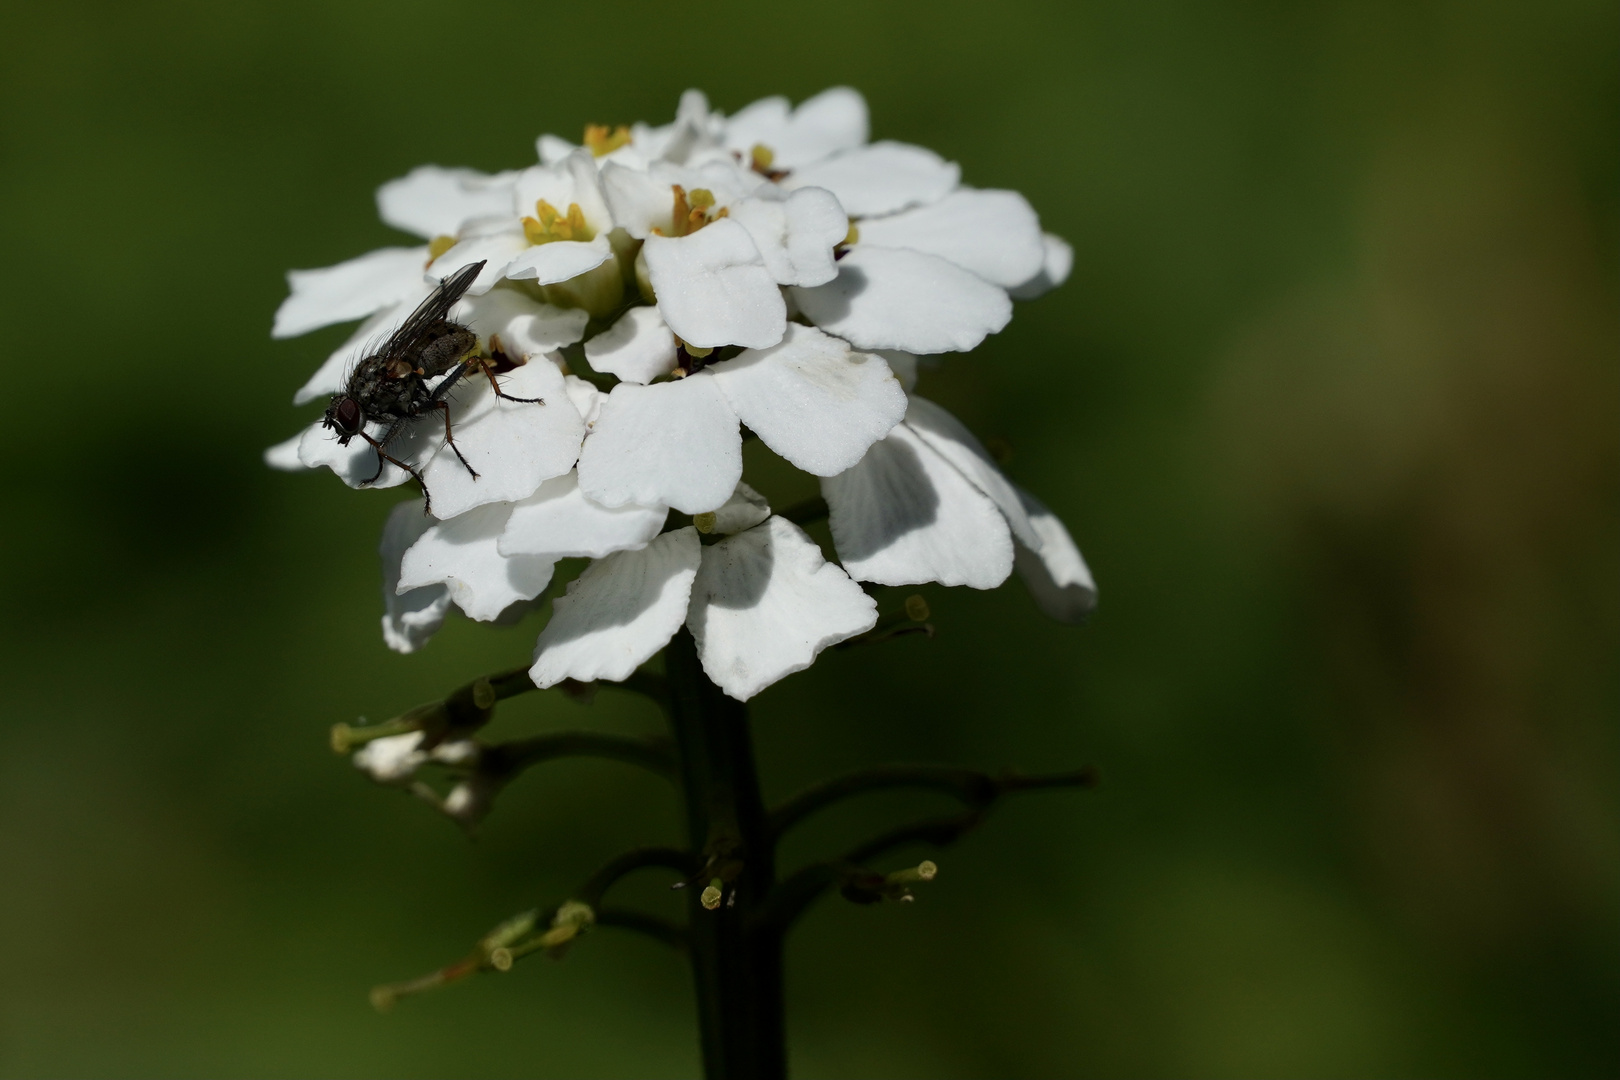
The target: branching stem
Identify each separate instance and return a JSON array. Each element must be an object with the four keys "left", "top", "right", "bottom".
[
  {"left": 485, "top": 732, "right": 677, "bottom": 783},
  {"left": 760, "top": 767, "right": 1097, "bottom": 933}
]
